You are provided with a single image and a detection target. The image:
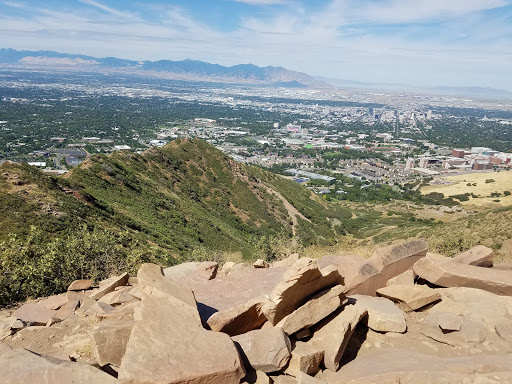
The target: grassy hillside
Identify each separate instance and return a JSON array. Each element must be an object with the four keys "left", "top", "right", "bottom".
[{"left": 0, "top": 139, "right": 343, "bottom": 305}]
